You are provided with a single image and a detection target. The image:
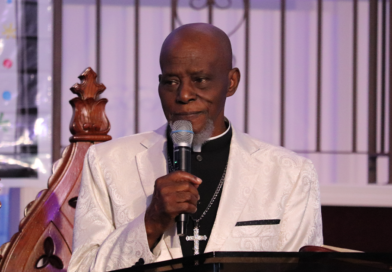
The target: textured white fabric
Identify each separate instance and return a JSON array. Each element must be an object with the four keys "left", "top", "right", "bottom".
[{"left": 68, "top": 124, "right": 323, "bottom": 272}]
